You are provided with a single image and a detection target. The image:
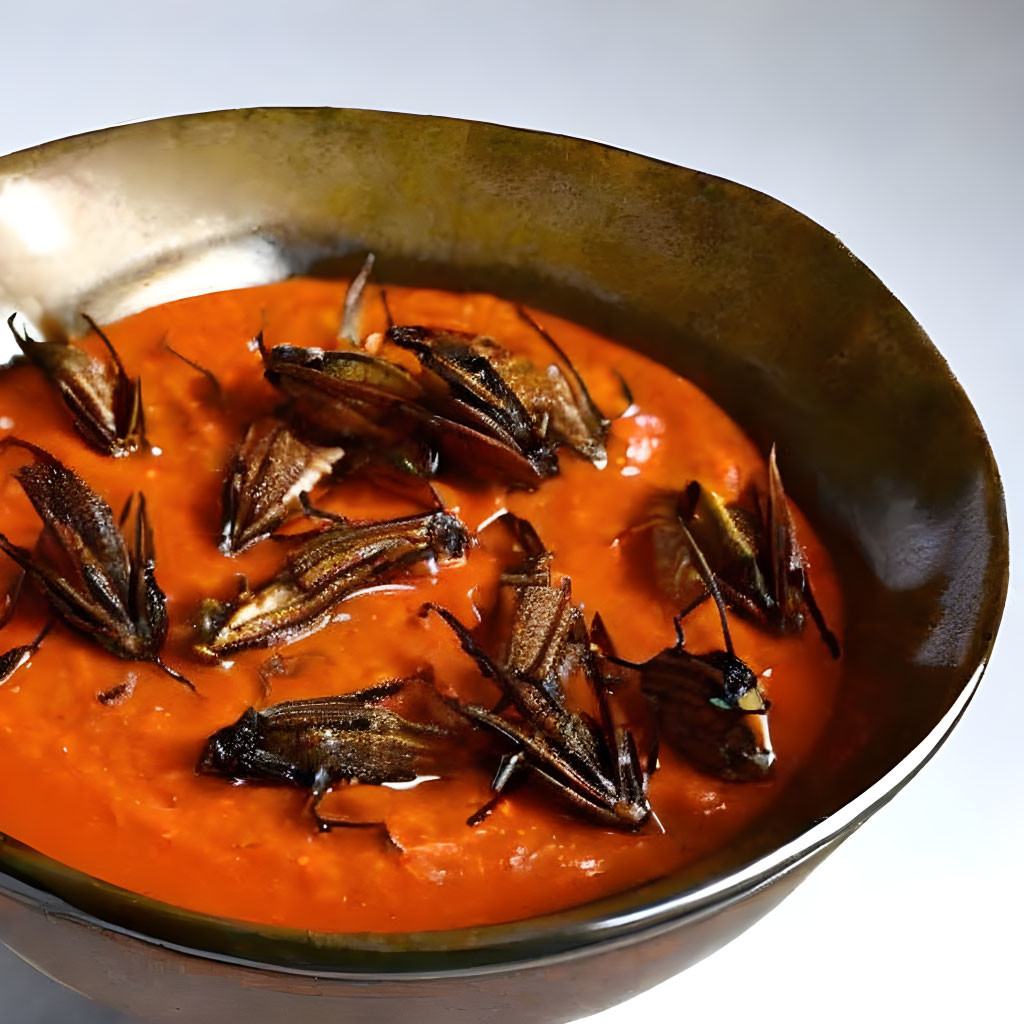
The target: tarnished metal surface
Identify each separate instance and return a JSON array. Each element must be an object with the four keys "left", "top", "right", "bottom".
[{"left": 0, "top": 108, "right": 1008, "bottom": 1014}]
